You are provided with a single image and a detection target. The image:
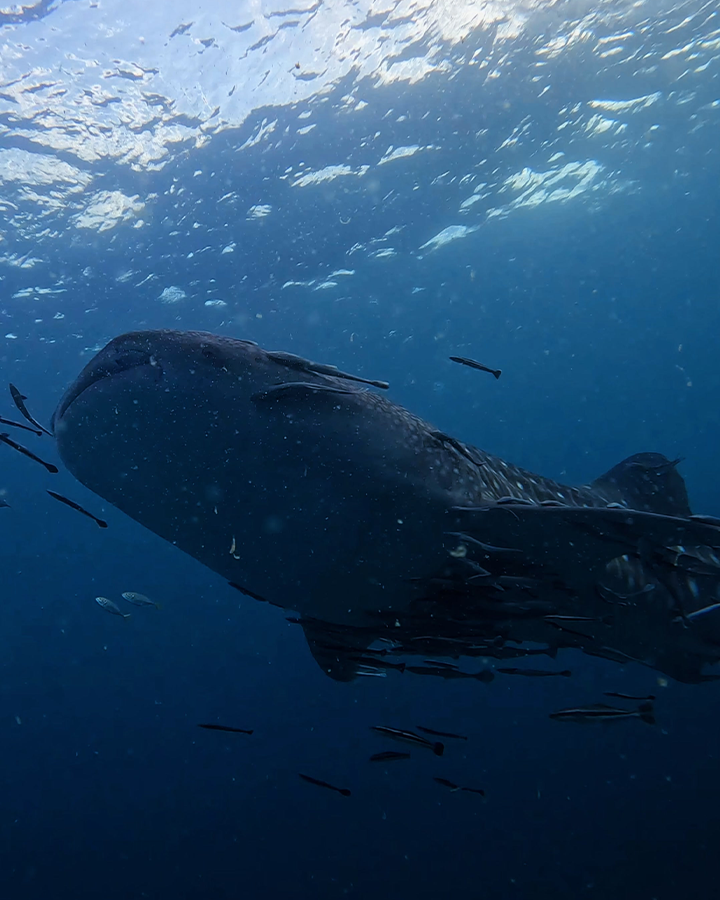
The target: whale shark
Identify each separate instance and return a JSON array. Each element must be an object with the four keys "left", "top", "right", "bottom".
[{"left": 52, "top": 330, "right": 720, "bottom": 682}]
